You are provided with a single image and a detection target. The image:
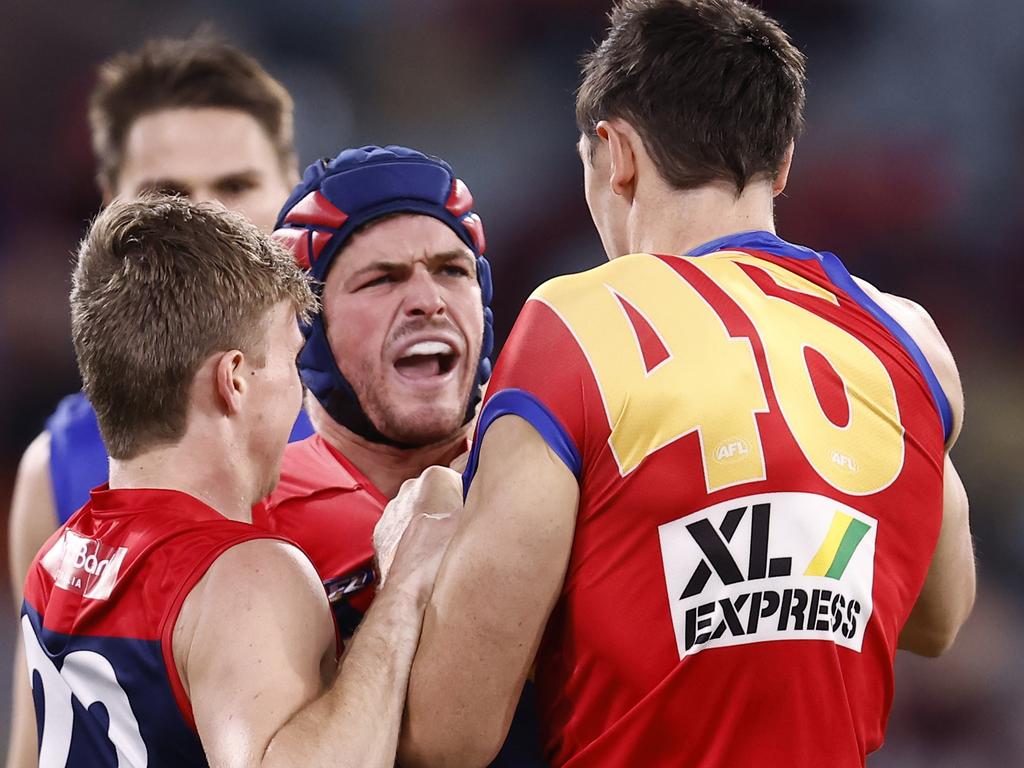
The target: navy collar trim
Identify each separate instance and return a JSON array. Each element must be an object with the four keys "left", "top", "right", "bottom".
[{"left": 685, "top": 230, "right": 820, "bottom": 261}]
